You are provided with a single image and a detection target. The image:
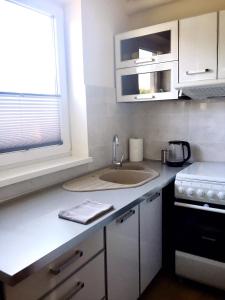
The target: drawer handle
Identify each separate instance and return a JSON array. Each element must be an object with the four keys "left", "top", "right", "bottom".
[
  {"left": 135, "top": 58, "right": 155, "bottom": 64},
  {"left": 146, "top": 192, "right": 160, "bottom": 203},
  {"left": 186, "top": 68, "right": 210, "bottom": 75},
  {"left": 134, "top": 95, "right": 155, "bottom": 100},
  {"left": 49, "top": 250, "right": 83, "bottom": 275},
  {"left": 63, "top": 281, "right": 84, "bottom": 300},
  {"left": 116, "top": 209, "right": 135, "bottom": 224}
]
